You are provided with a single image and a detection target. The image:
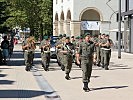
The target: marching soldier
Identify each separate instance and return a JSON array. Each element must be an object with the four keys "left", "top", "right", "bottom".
[
  {"left": 76, "top": 33, "right": 95, "bottom": 92},
  {"left": 75, "top": 36, "right": 83, "bottom": 67},
  {"left": 60, "top": 36, "right": 74, "bottom": 80},
  {"left": 99, "top": 33, "right": 106, "bottom": 68},
  {"left": 102, "top": 34, "right": 113, "bottom": 70},
  {"left": 56, "top": 34, "right": 63, "bottom": 66},
  {"left": 40, "top": 36, "right": 51, "bottom": 71},
  {"left": 96, "top": 33, "right": 102, "bottom": 67},
  {"left": 60, "top": 34, "right": 67, "bottom": 71},
  {"left": 22, "top": 35, "right": 36, "bottom": 71}
]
